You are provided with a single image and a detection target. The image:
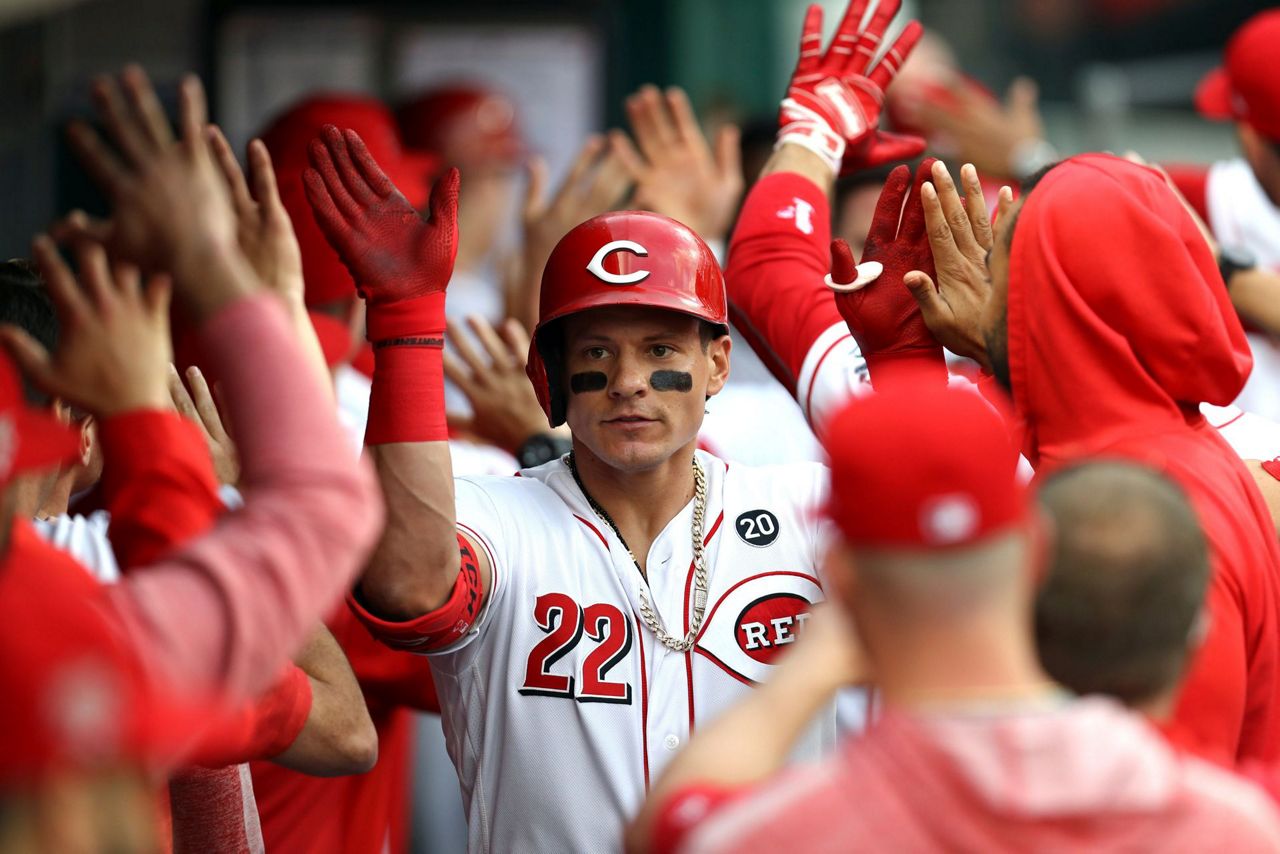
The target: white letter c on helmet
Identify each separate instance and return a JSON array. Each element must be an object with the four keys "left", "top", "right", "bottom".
[{"left": 586, "top": 240, "right": 650, "bottom": 285}]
